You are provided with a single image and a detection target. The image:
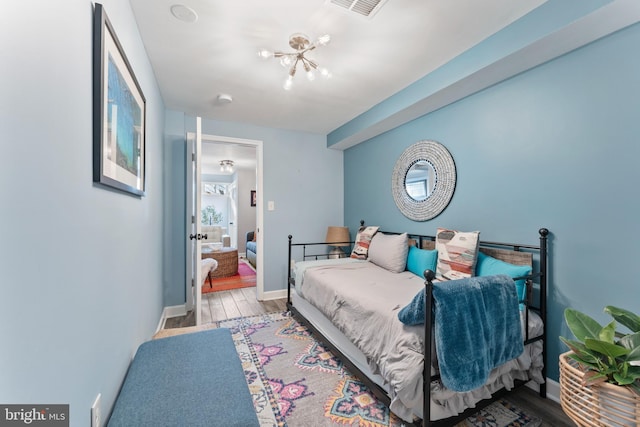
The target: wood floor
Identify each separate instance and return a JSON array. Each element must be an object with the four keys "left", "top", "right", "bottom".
[
  {"left": 163, "top": 287, "right": 287, "bottom": 329},
  {"left": 161, "top": 292, "right": 573, "bottom": 426},
  {"left": 508, "top": 386, "right": 574, "bottom": 427}
]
